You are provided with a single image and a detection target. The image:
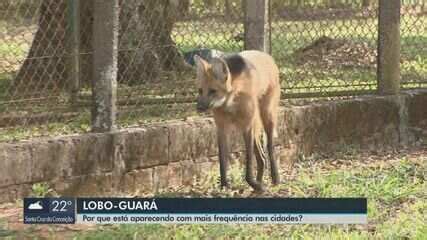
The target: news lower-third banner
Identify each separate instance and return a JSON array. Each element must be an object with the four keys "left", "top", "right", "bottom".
[{"left": 24, "top": 198, "right": 367, "bottom": 224}]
